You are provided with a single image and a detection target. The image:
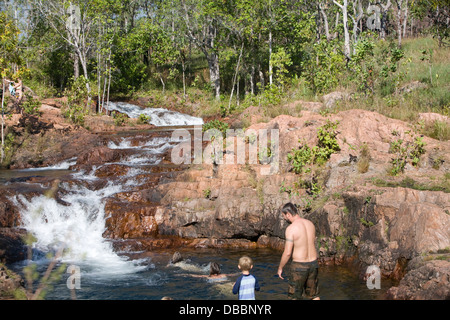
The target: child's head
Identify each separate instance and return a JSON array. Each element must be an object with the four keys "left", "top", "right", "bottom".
[
  {"left": 238, "top": 256, "right": 253, "bottom": 272},
  {"left": 210, "top": 262, "right": 221, "bottom": 275}
]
